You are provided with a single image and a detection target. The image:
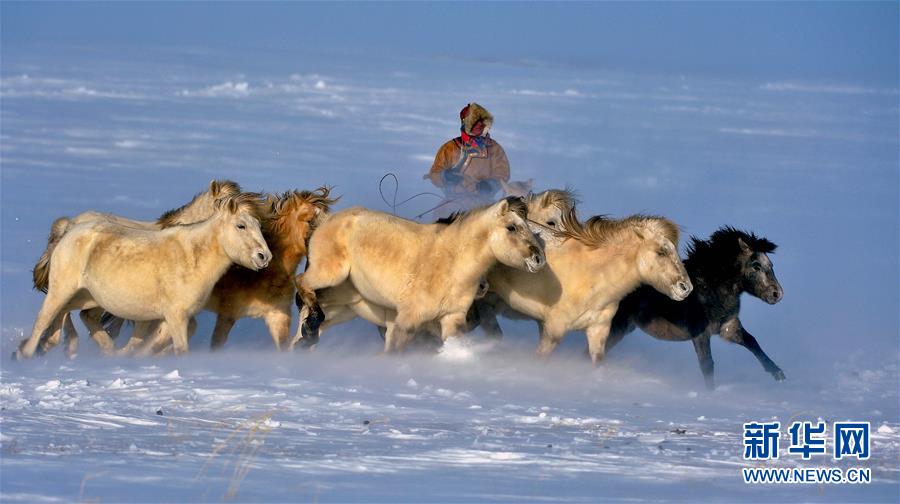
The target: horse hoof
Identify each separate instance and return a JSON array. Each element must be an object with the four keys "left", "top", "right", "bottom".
[
  {"left": 308, "top": 305, "right": 325, "bottom": 330},
  {"left": 772, "top": 369, "right": 786, "bottom": 381},
  {"left": 296, "top": 333, "right": 319, "bottom": 349},
  {"left": 10, "top": 351, "right": 19, "bottom": 361}
]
